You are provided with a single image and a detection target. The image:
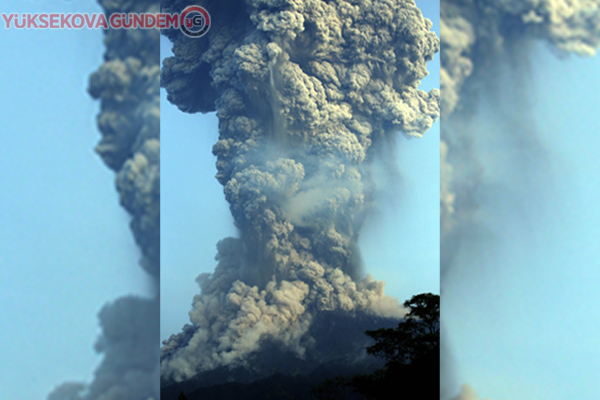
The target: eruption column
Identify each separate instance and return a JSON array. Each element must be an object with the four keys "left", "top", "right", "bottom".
[{"left": 160, "top": 0, "right": 440, "bottom": 382}]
